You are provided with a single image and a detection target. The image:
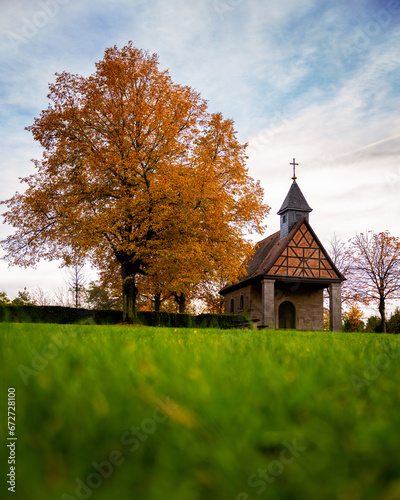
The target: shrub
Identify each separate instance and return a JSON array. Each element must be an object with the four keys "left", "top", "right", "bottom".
[
  {"left": 342, "top": 305, "right": 365, "bottom": 332},
  {"left": 365, "top": 315, "right": 382, "bottom": 333},
  {"left": 387, "top": 308, "right": 400, "bottom": 334}
]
